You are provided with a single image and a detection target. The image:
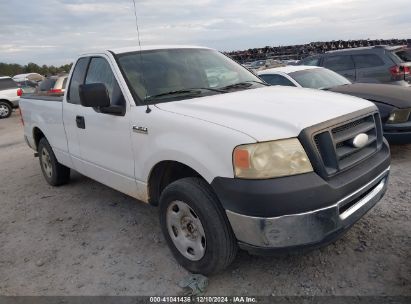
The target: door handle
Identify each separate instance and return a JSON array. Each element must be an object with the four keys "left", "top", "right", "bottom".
[
  {"left": 132, "top": 125, "right": 148, "bottom": 134},
  {"left": 76, "top": 116, "right": 85, "bottom": 129}
]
